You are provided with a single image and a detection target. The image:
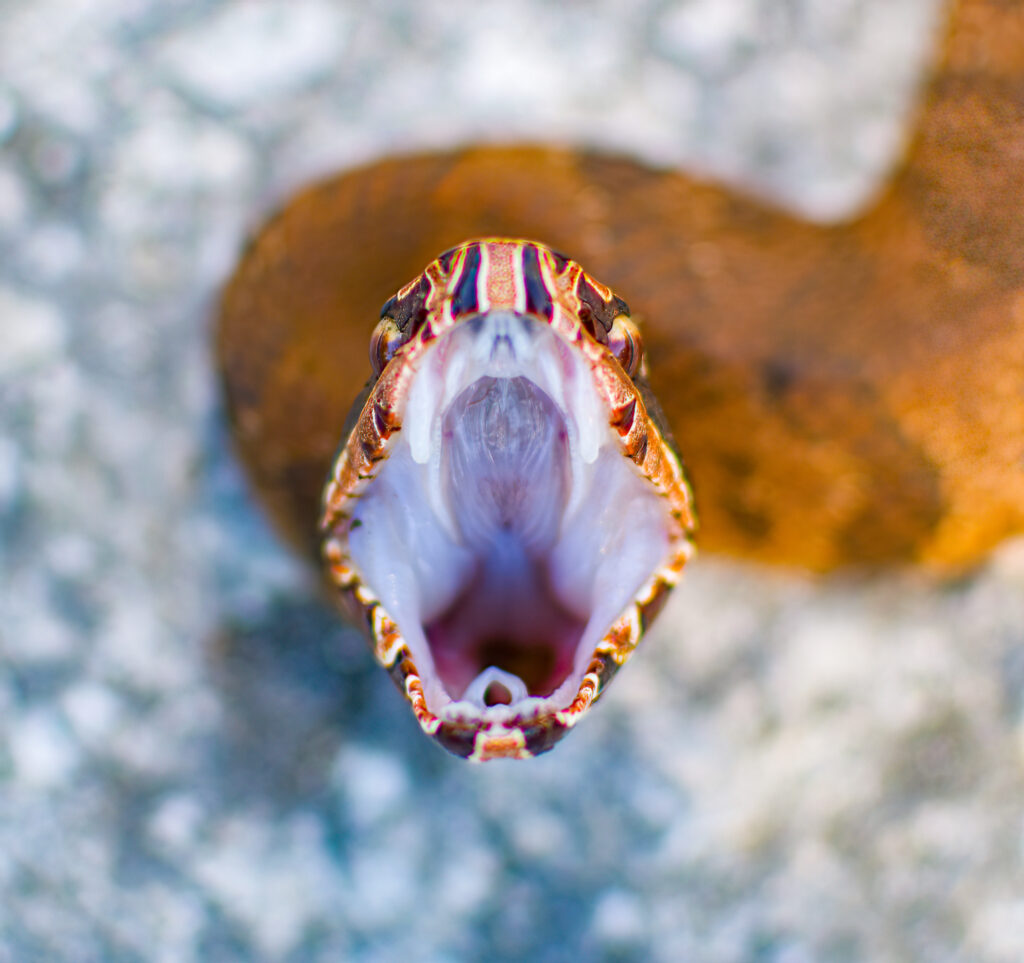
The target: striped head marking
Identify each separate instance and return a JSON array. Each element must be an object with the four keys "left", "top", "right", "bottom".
[{"left": 321, "top": 239, "right": 695, "bottom": 760}]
